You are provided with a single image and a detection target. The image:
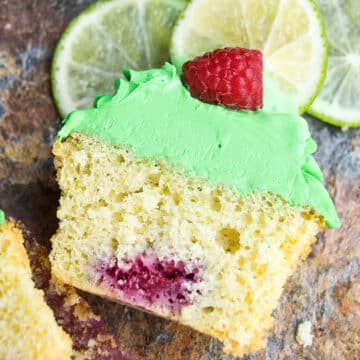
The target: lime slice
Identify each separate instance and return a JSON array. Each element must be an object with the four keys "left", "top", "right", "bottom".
[
  {"left": 52, "top": 0, "right": 187, "bottom": 117},
  {"left": 308, "top": 0, "right": 360, "bottom": 128},
  {"left": 171, "top": 0, "right": 328, "bottom": 113}
]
